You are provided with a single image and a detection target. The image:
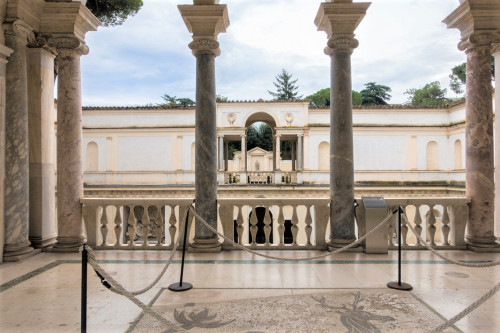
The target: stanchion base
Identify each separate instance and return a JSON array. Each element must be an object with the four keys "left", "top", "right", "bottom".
[
  {"left": 387, "top": 281, "right": 413, "bottom": 291},
  {"left": 168, "top": 282, "right": 193, "bottom": 292}
]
